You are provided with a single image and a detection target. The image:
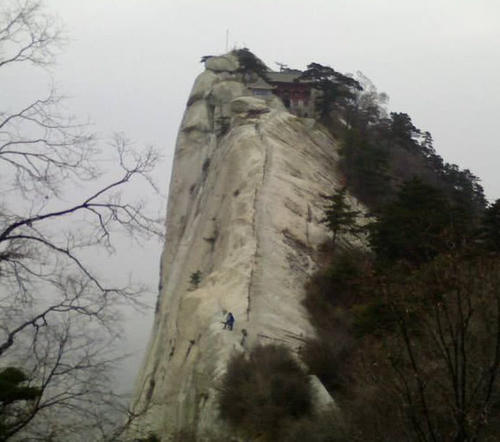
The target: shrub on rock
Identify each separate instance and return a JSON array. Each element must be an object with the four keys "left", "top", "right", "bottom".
[{"left": 218, "top": 344, "right": 312, "bottom": 440}]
